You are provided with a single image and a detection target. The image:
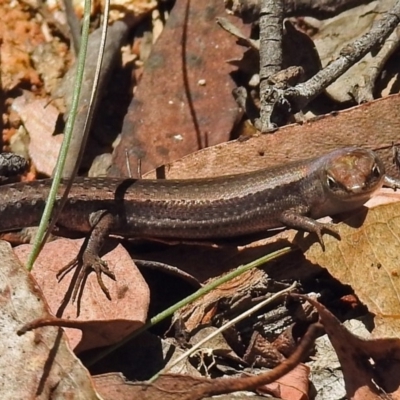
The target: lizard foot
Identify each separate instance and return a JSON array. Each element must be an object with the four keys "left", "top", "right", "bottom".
[
  {"left": 311, "top": 222, "right": 340, "bottom": 250},
  {"left": 57, "top": 253, "right": 116, "bottom": 302}
]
